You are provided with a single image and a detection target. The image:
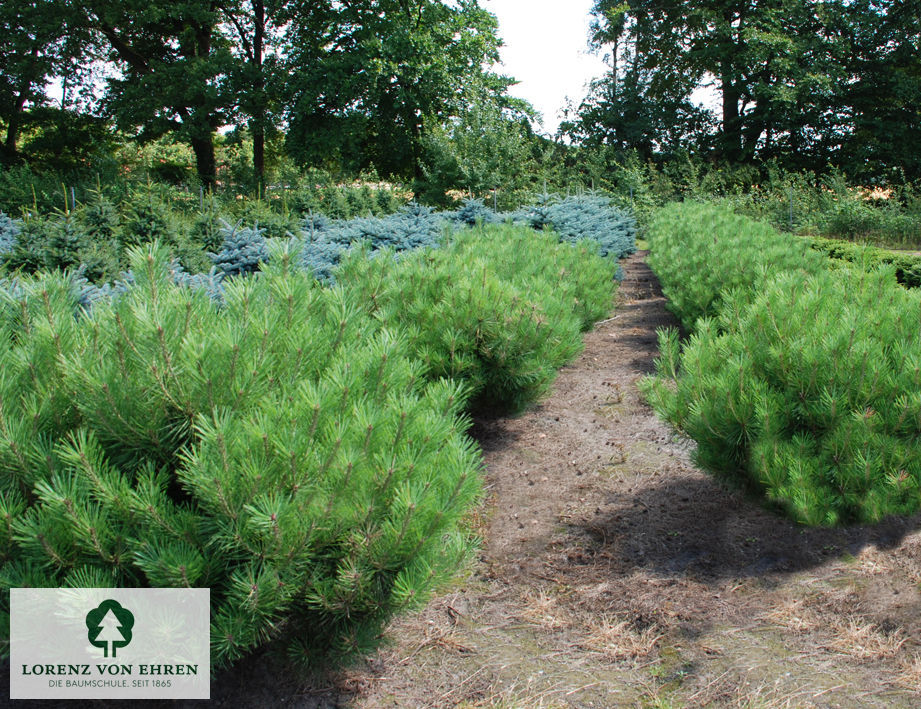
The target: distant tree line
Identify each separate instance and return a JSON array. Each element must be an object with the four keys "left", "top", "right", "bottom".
[
  {"left": 564, "top": 0, "right": 921, "bottom": 181},
  {"left": 2, "top": 0, "right": 919, "bottom": 193},
  {"left": 0, "top": 0, "right": 535, "bottom": 192}
]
